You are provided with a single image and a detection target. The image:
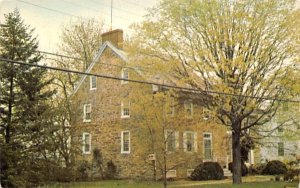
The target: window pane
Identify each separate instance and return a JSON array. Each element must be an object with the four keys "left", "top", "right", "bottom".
[
  {"left": 91, "top": 76, "right": 96, "bottom": 89},
  {"left": 123, "top": 132, "right": 130, "bottom": 152},
  {"left": 278, "top": 142, "right": 284, "bottom": 156},
  {"left": 84, "top": 134, "right": 90, "bottom": 152},
  {"left": 204, "top": 139, "right": 212, "bottom": 159},
  {"left": 186, "top": 133, "right": 193, "bottom": 151},
  {"left": 167, "top": 131, "right": 175, "bottom": 151}
]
